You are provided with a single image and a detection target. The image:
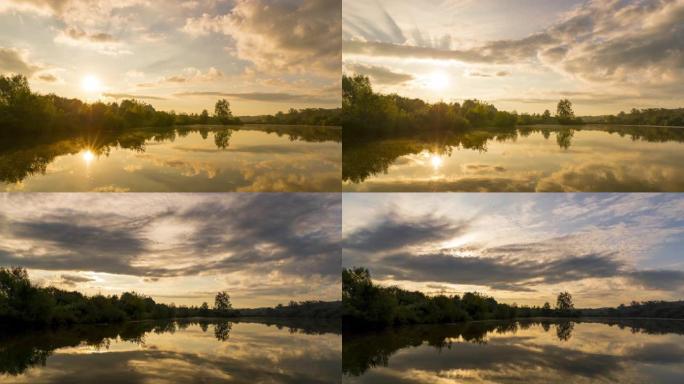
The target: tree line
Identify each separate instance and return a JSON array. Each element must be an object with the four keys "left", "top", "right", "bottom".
[
  {"left": 582, "top": 300, "right": 684, "bottom": 319},
  {"left": 0, "top": 74, "right": 242, "bottom": 136},
  {"left": 0, "top": 267, "right": 339, "bottom": 327},
  {"left": 342, "top": 267, "right": 579, "bottom": 329},
  {"left": 597, "top": 108, "right": 684, "bottom": 127},
  {"left": 244, "top": 107, "right": 341, "bottom": 126},
  {"left": 342, "top": 75, "right": 583, "bottom": 136}
]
